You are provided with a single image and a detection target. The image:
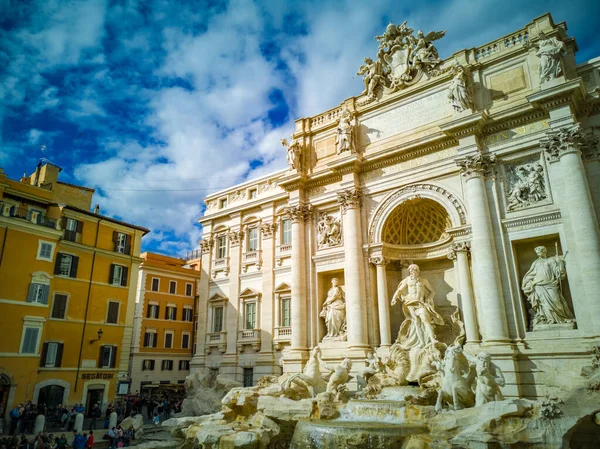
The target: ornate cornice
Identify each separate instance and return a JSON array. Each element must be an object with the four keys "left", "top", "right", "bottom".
[
  {"left": 285, "top": 204, "right": 313, "bottom": 223},
  {"left": 259, "top": 222, "right": 277, "bottom": 239},
  {"left": 451, "top": 241, "right": 471, "bottom": 253},
  {"left": 337, "top": 188, "right": 363, "bottom": 212},
  {"left": 502, "top": 211, "right": 561, "bottom": 232},
  {"left": 456, "top": 153, "right": 496, "bottom": 178},
  {"left": 540, "top": 124, "right": 599, "bottom": 163},
  {"left": 369, "top": 256, "right": 390, "bottom": 267},
  {"left": 228, "top": 230, "right": 244, "bottom": 246}
]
